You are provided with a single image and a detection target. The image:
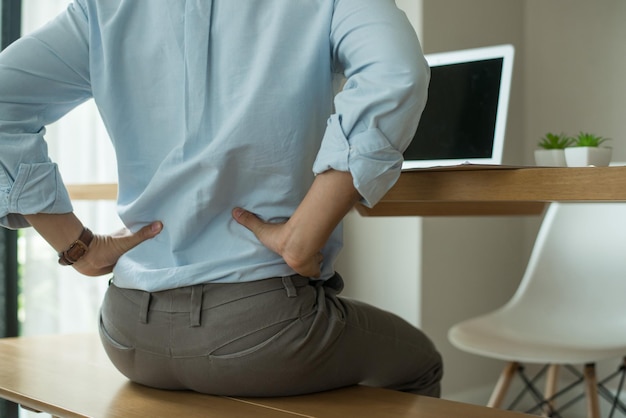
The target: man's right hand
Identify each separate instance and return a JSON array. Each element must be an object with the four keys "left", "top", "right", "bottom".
[{"left": 73, "top": 221, "right": 163, "bottom": 276}]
